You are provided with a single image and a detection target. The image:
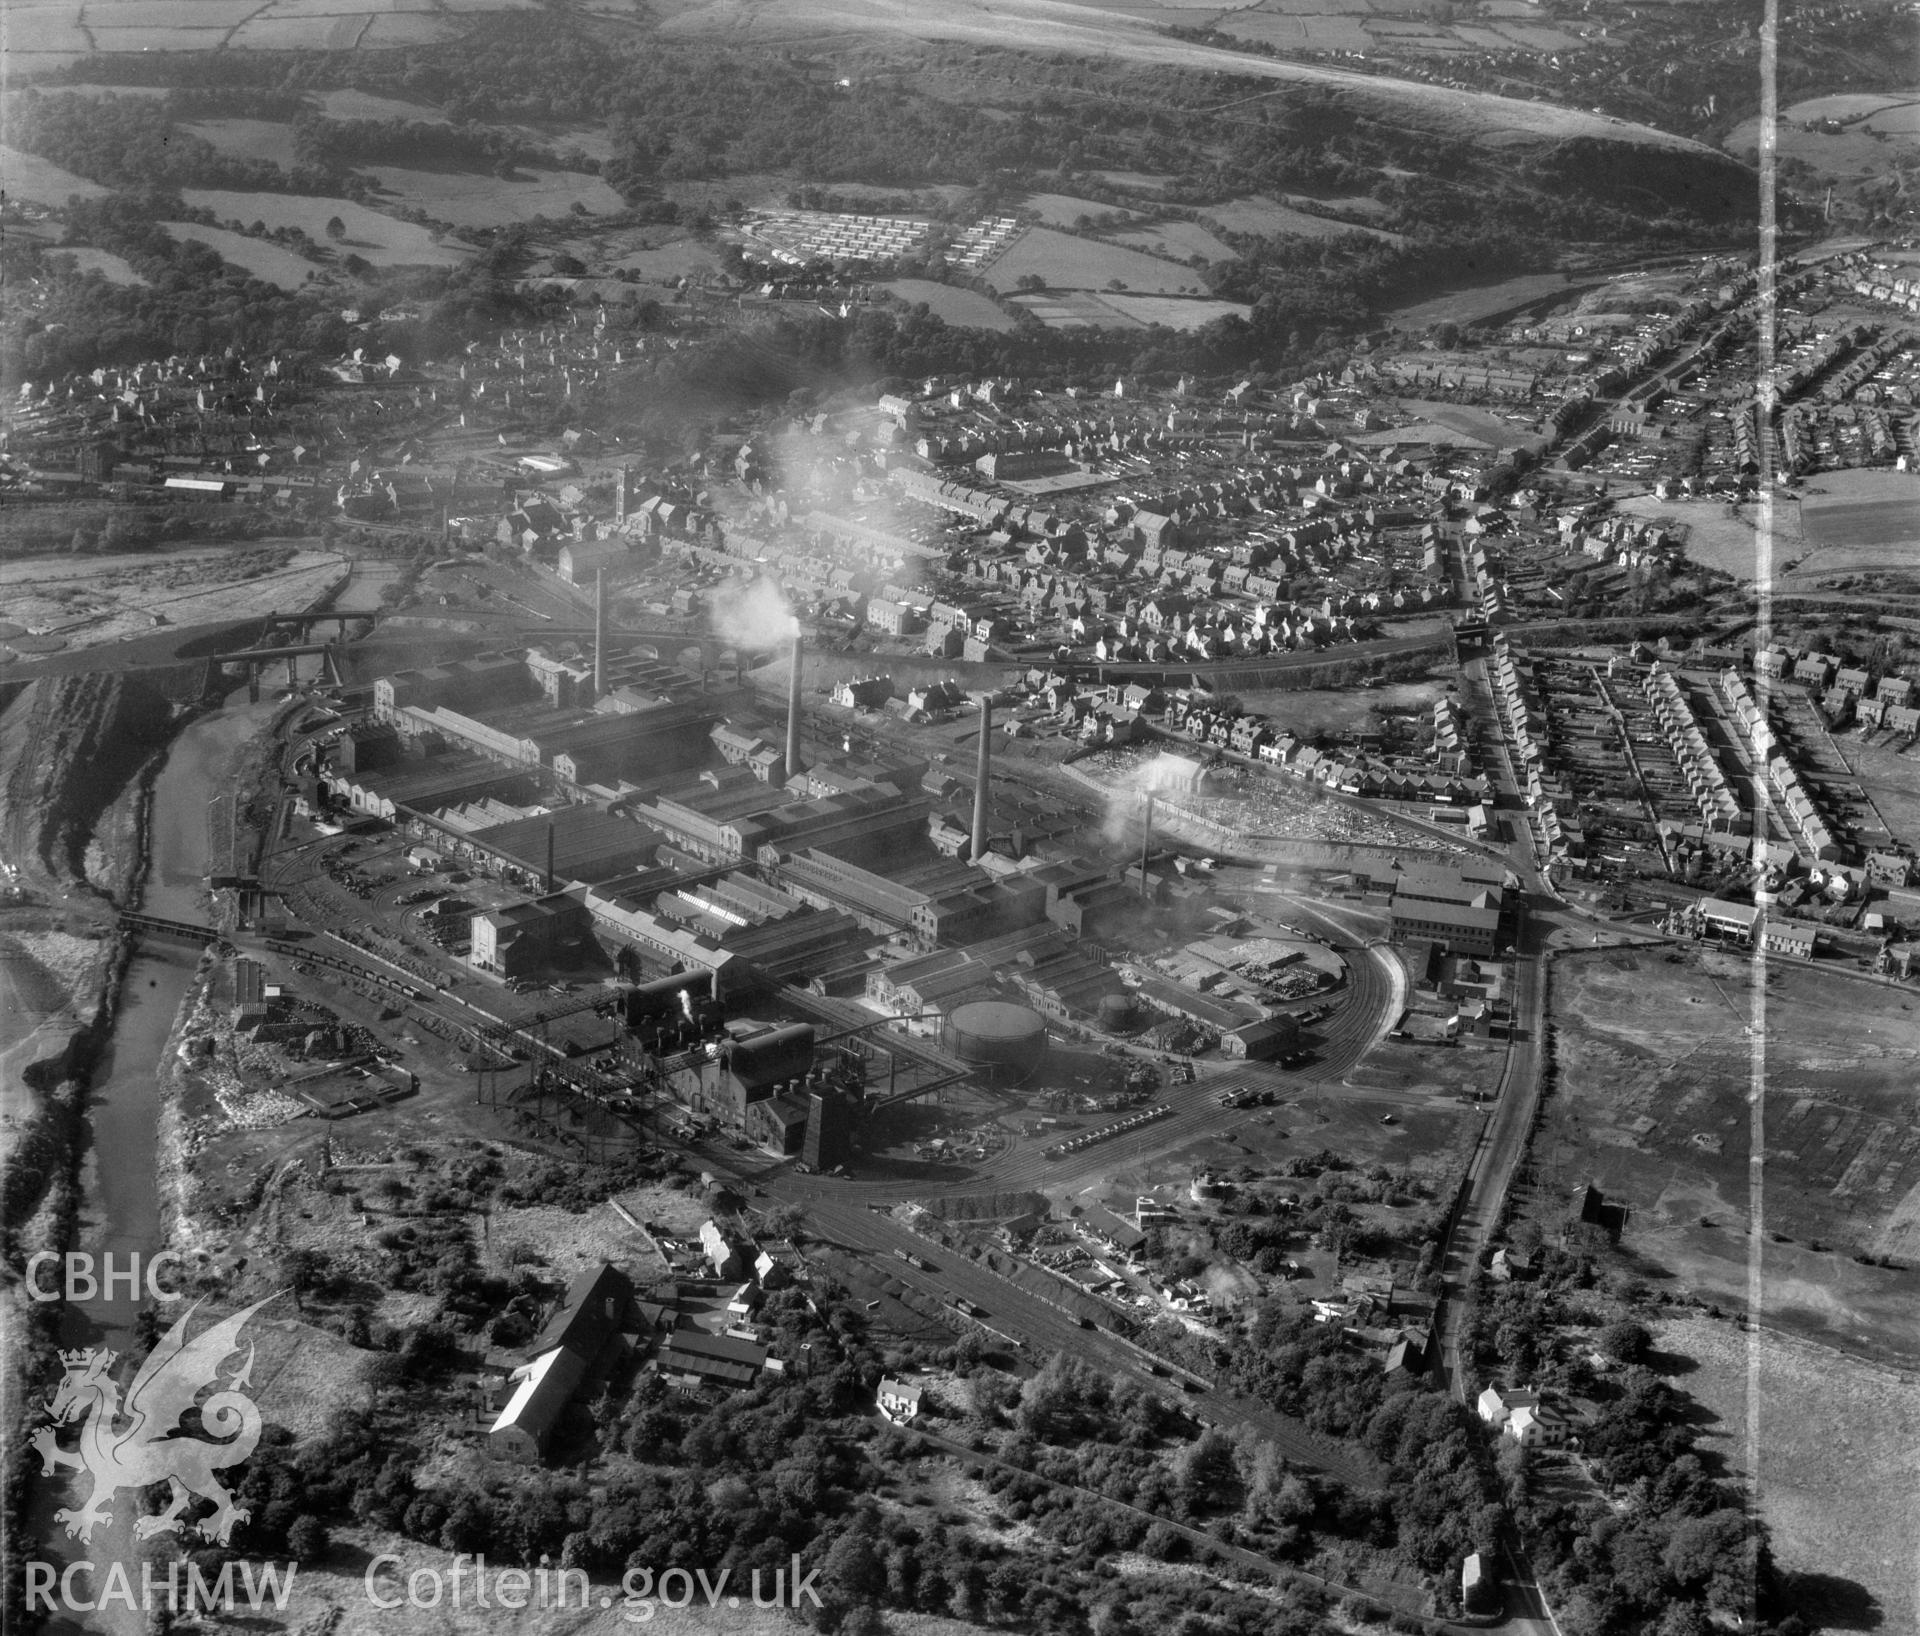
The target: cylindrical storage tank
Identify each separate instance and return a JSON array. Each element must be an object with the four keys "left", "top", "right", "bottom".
[
  {"left": 1097, "top": 992, "right": 1141, "bottom": 1034},
  {"left": 944, "top": 1001, "right": 1049, "bottom": 1085}
]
